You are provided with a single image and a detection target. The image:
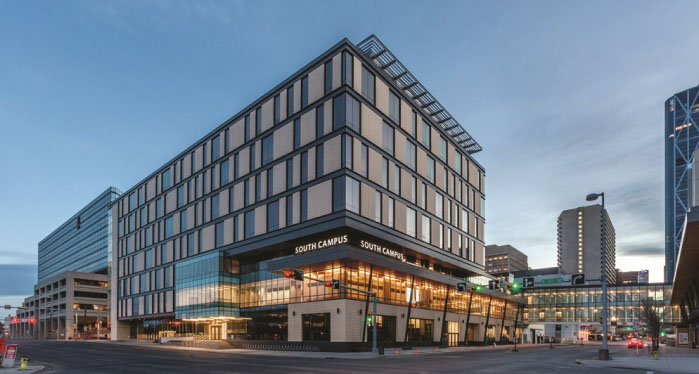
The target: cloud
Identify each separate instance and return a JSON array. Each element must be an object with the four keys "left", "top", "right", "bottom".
[{"left": 618, "top": 246, "right": 664, "bottom": 256}]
